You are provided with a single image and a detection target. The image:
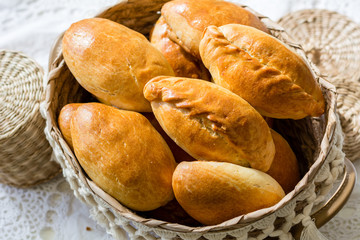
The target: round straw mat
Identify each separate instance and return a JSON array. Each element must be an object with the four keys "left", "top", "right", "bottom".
[
  {"left": 279, "top": 9, "right": 360, "bottom": 162},
  {"left": 278, "top": 9, "right": 360, "bottom": 83}
]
